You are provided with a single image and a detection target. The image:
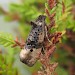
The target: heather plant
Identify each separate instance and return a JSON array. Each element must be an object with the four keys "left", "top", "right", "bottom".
[{"left": 0, "top": 0, "right": 74, "bottom": 75}]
